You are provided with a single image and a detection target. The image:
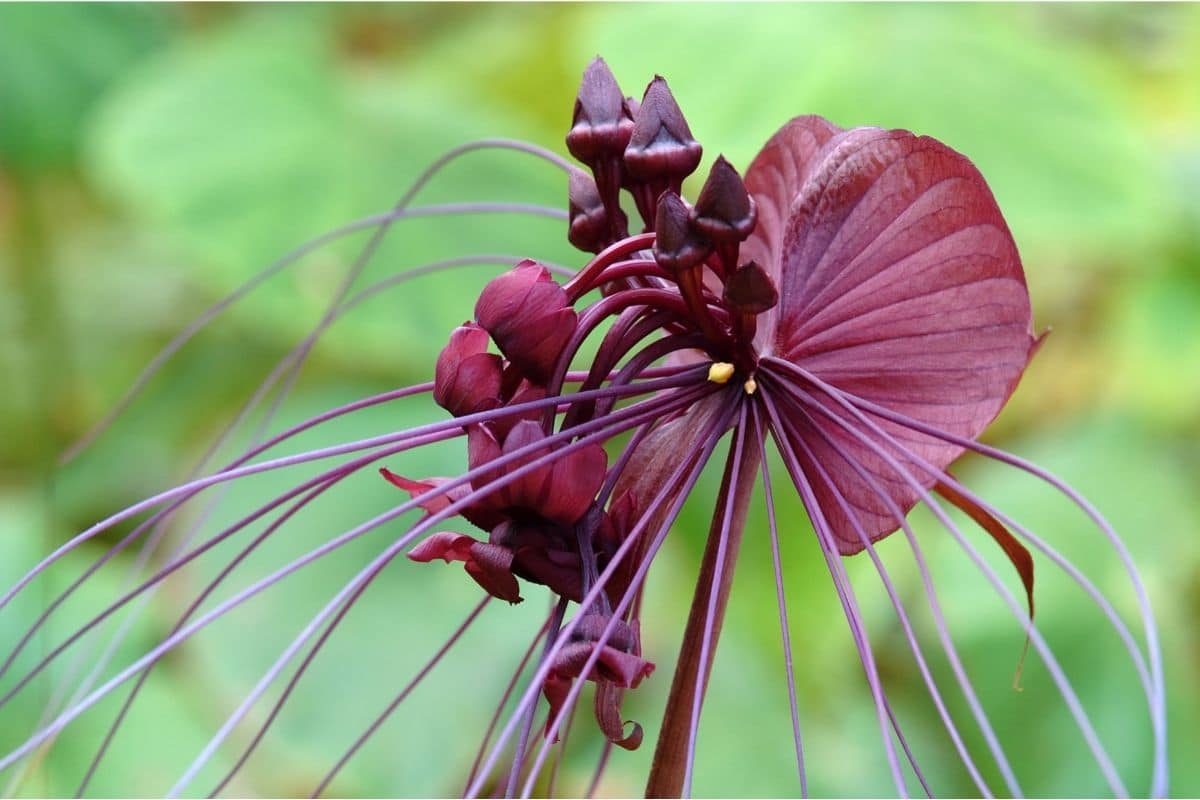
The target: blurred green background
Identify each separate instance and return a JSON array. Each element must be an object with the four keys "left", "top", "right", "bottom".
[{"left": 1, "top": 3, "right": 1198, "bottom": 797}]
